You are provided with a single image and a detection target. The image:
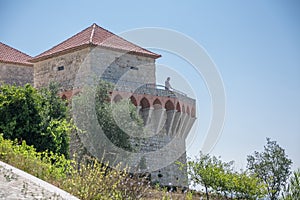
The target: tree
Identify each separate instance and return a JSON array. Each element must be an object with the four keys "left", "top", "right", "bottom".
[
  {"left": 0, "top": 83, "right": 73, "bottom": 157},
  {"left": 183, "top": 152, "right": 231, "bottom": 200},
  {"left": 282, "top": 168, "right": 300, "bottom": 200},
  {"left": 211, "top": 158, "right": 234, "bottom": 198},
  {"left": 247, "top": 138, "right": 292, "bottom": 200},
  {"left": 38, "top": 83, "right": 72, "bottom": 157},
  {"left": 0, "top": 84, "right": 41, "bottom": 142},
  {"left": 230, "top": 170, "right": 266, "bottom": 200},
  {"left": 39, "top": 82, "right": 67, "bottom": 120},
  {"left": 179, "top": 152, "right": 267, "bottom": 200},
  {"left": 184, "top": 153, "right": 212, "bottom": 200},
  {"left": 94, "top": 80, "right": 143, "bottom": 151}
]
